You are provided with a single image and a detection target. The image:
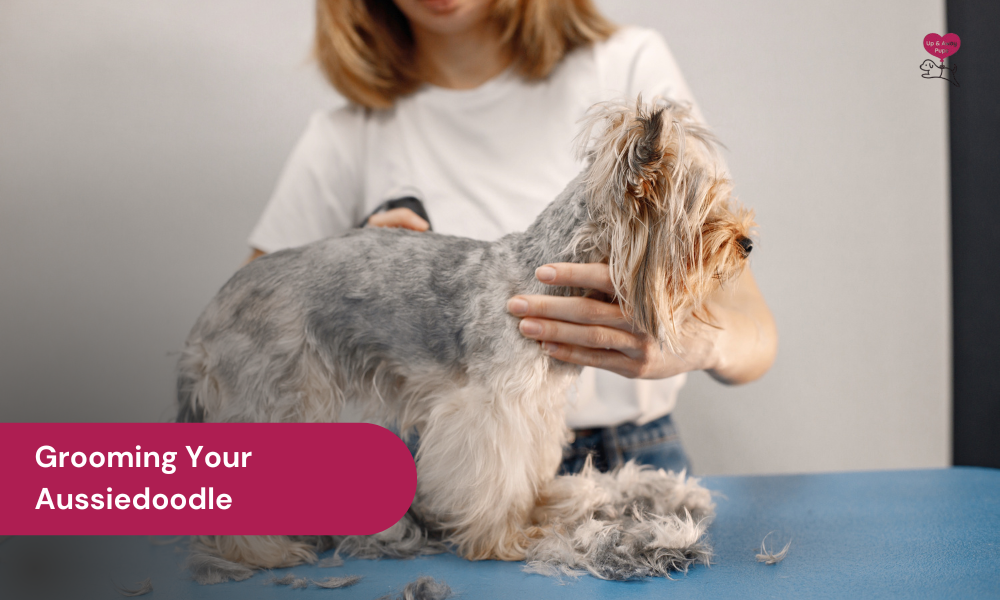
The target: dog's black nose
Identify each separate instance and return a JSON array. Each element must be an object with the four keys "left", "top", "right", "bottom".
[{"left": 737, "top": 236, "right": 753, "bottom": 257}]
